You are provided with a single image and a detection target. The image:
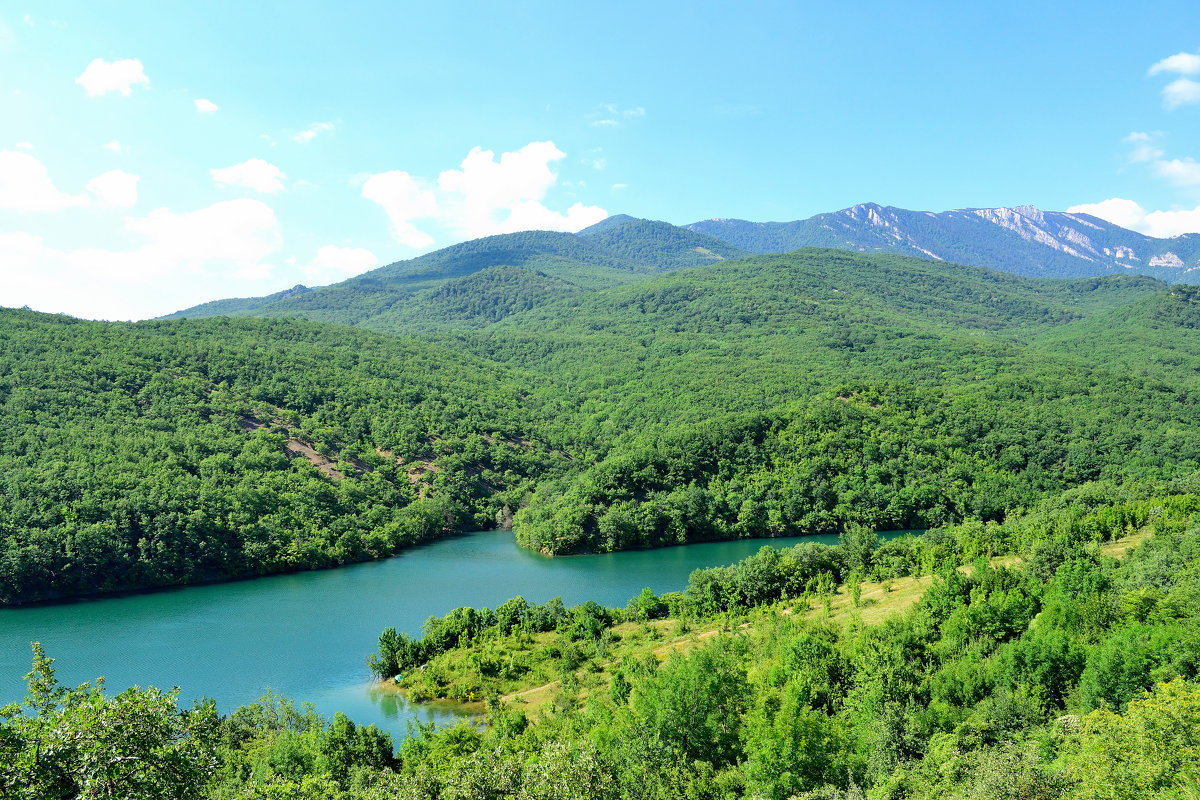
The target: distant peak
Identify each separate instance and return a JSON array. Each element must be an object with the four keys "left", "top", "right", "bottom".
[
  {"left": 576, "top": 213, "right": 642, "bottom": 236},
  {"left": 974, "top": 205, "right": 1047, "bottom": 227},
  {"left": 842, "top": 202, "right": 894, "bottom": 228}
]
